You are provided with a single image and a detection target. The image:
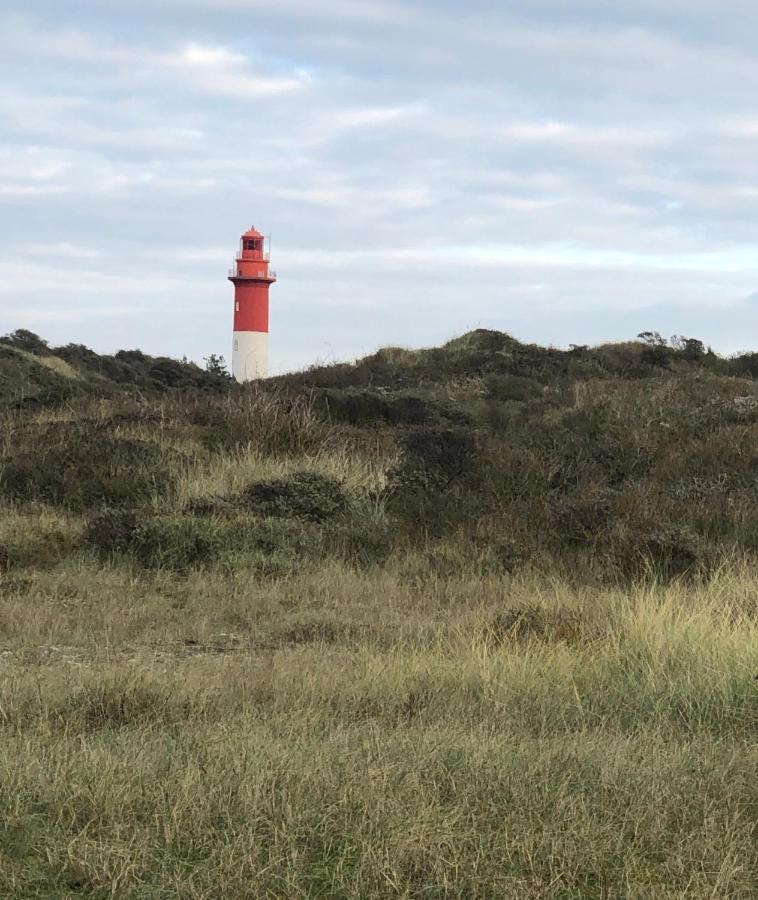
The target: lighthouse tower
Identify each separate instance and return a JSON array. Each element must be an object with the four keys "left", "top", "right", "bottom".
[{"left": 228, "top": 226, "right": 277, "bottom": 381}]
